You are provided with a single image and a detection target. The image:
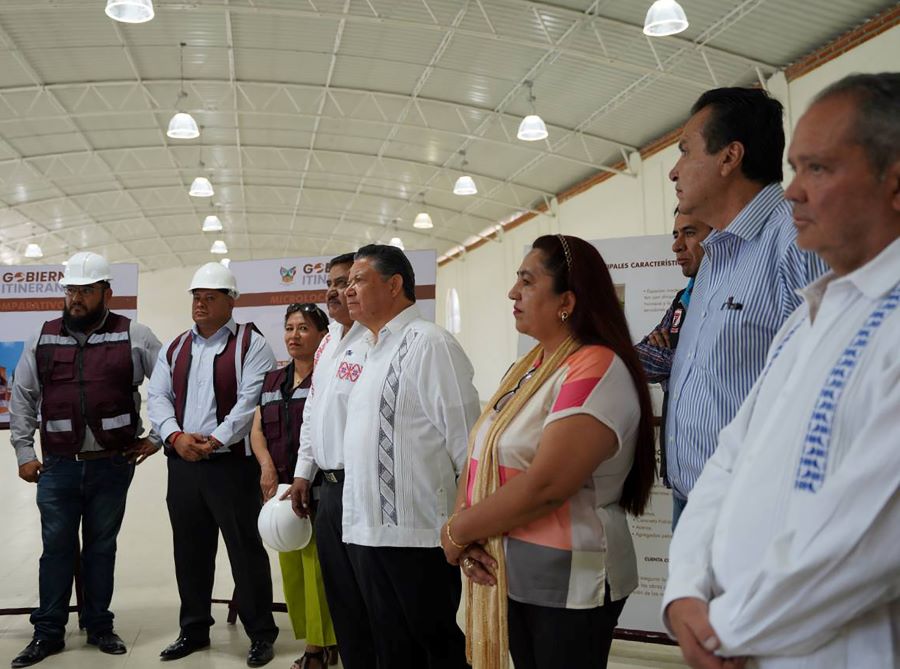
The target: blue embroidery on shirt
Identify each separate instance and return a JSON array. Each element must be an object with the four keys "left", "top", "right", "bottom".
[{"left": 794, "top": 284, "right": 900, "bottom": 493}]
